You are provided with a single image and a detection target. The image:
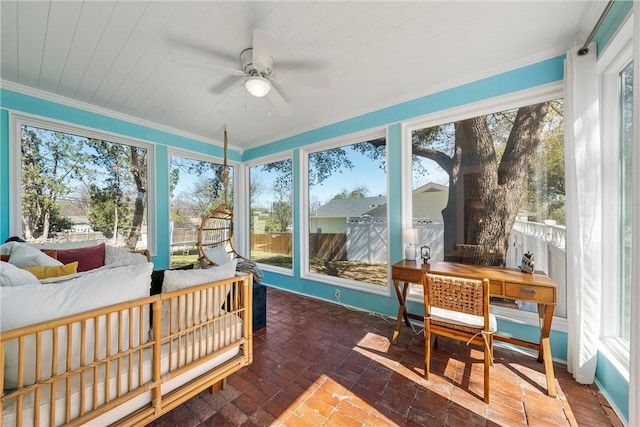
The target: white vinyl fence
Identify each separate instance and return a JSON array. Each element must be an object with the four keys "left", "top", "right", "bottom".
[{"left": 346, "top": 217, "right": 388, "bottom": 264}]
